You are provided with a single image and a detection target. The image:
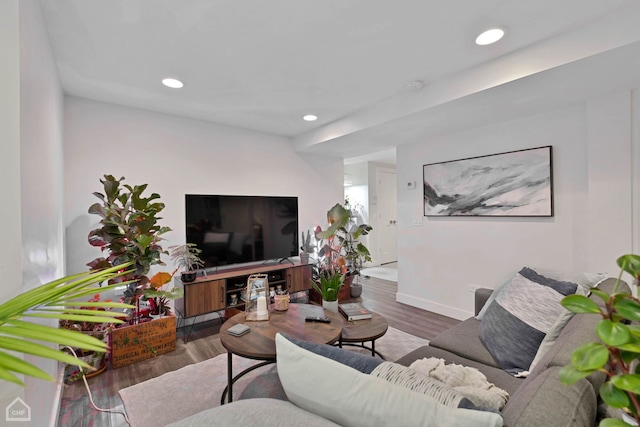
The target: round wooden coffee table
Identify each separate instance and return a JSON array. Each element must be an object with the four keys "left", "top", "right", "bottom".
[
  {"left": 220, "top": 303, "right": 342, "bottom": 403},
  {"left": 337, "top": 312, "right": 388, "bottom": 358}
]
